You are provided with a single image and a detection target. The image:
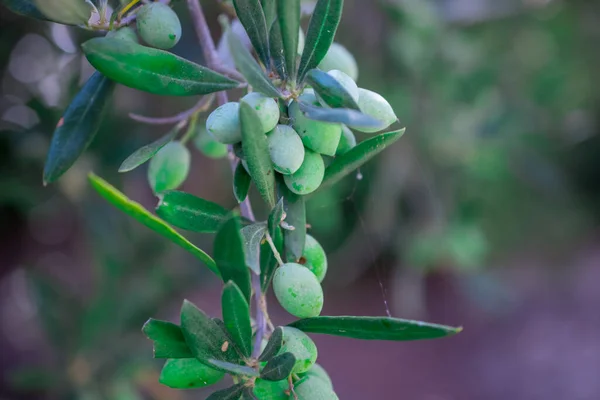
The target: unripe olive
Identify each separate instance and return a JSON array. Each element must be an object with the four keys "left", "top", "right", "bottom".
[
  {"left": 253, "top": 379, "right": 289, "bottom": 400},
  {"left": 317, "top": 70, "right": 359, "bottom": 107},
  {"left": 336, "top": 125, "right": 357, "bottom": 155},
  {"left": 318, "top": 42, "right": 359, "bottom": 81},
  {"left": 147, "top": 141, "right": 190, "bottom": 193},
  {"left": 289, "top": 91, "right": 342, "bottom": 156},
  {"left": 298, "top": 364, "right": 333, "bottom": 389},
  {"left": 301, "top": 235, "right": 328, "bottom": 282},
  {"left": 294, "top": 376, "right": 339, "bottom": 400},
  {"left": 206, "top": 102, "right": 242, "bottom": 144},
  {"left": 267, "top": 125, "right": 305, "bottom": 175},
  {"left": 273, "top": 263, "right": 323, "bottom": 318},
  {"left": 241, "top": 92, "right": 280, "bottom": 133},
  {"left": 279, "top": 327, "right": 318, "bottom": 374},
  {"left": 283, "top": 150, "right": 325, "bottom": 195},
  {"left": 106, "top": 26, "right": 139, "bottom": 43},
  {"left": 136, "top": 3, "right": 182, "bottom": 50},
  {"left": 353, "top": 88, "right": 397, "bottom": 133},
  {"left": 194, "top": 127, "right": 228, "bottom": 159},
  {"left": 159, "top": 358, "right": 224, "bottom": 389}
]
